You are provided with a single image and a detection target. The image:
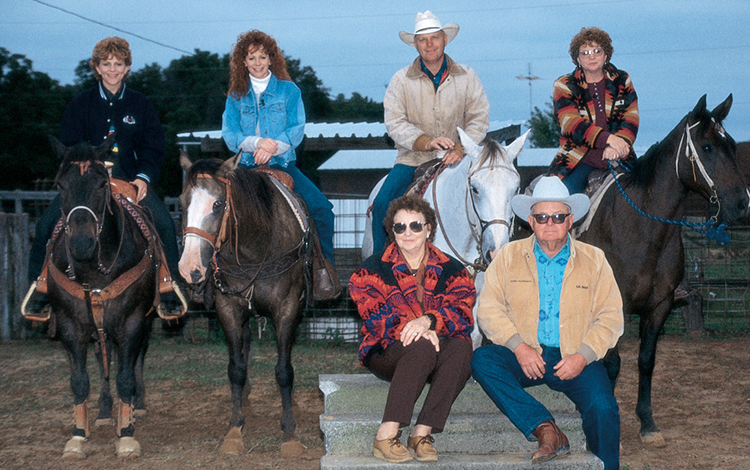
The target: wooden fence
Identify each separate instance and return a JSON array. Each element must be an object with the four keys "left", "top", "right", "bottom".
[{"left": 0, "top": 214, "right": 29, "bottom": 340}]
